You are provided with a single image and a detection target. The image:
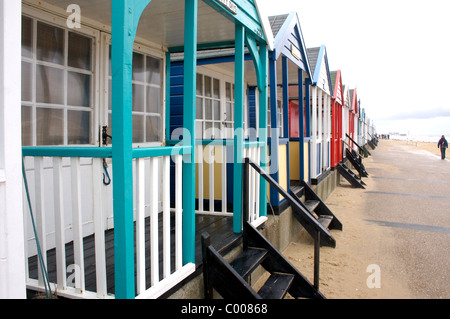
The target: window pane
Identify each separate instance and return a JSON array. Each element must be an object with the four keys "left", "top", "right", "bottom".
[
  {"left": 205, "top": 76, "right": 211, "bottom": 97},
  {"left": 147, "top": 86, "right": 161, "bottom": 114},
  {"left": 226, "top": 83, "right": 232, "bottom": 101},
  {"left": 195, "top": 121, "right": 202, "bottom": 139},
  {"left": 213, "top": 123, "right": 221, "bottom": 139},
  {"left": 196, "top": 74, "right": 203, "bottom": 96},
  {"left": 36, "top": 65, "right": 64, "bottom": 104},
  {"left": 146, "top": 56, "right": 161, "bottom": 86},
  {"left": 22, "top": 62, "right": 33, "bottom": 102},
  {"left": 204, "top": 122, "right": 212, "bottom": 139},
  {"left": 22, "top": 106, "right": 33, "bottom": 146},
  {"left": 226, "top": 102, "right": 233, "bottom": 121},
  {"left": 67, "top": 71, "right": 91, "bottom": 107},
  {"left": 37, "top": 22, "right": 64, "bottom": 65},
  {"left": 132, "top": 84, "right": 145, "bottom": 112},
  {"left": 205, "top": 99, "right": 212, "bottom": 120},
  {"left": 22, "top": 16, "right": 33, "bottom": 58},
  {"left": 214, "top": 101, "right": 220, "bottom": 121},
  {"left": 68, "top": 32, "right": 92, "bottom": 70},
  {"left": 213, "top": 78, "right": 220, "bottom": 99},
  {"left": 146, "top": 116, "right": 161, "bottom": 142},
  {"left": 196, "top": 97, "right": 203, "bottom": 119},
  {"left": 133, "top": 52, "right": 145, "bottom": 82},
  {"left": 133, "top": 115, "right": 145, "bottom": 143},
  {"left": 36, "top": 108, "right": 63, "bottom": 145},
  {"left": 68, "top": 110, "right": 91, "bottom": 144}
]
